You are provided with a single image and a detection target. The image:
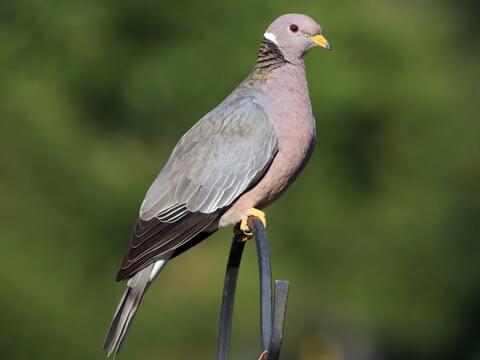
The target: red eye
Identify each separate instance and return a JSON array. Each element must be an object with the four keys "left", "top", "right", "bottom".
[{"left": 289, "top": 24, "right": 299, "bottom": 33}]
